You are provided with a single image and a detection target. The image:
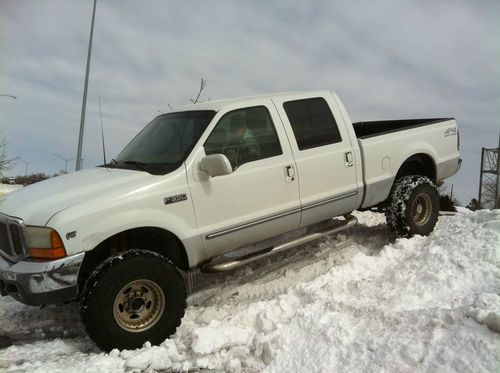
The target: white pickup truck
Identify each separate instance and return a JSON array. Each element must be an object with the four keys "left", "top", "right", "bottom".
[{"left": 0, "top": 91, "right": 460, "bottom": 350}]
